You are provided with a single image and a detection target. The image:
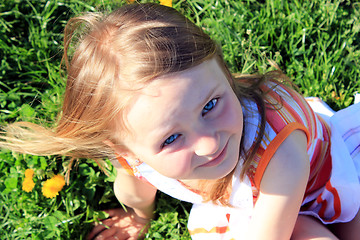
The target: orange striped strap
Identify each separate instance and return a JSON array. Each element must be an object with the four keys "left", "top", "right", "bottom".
[
  {"left": 116, "top": 155, "right": 135, "bottom": 176},
  {"left": 254, "top": 122, "right": 310, "bottom": 189}
]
